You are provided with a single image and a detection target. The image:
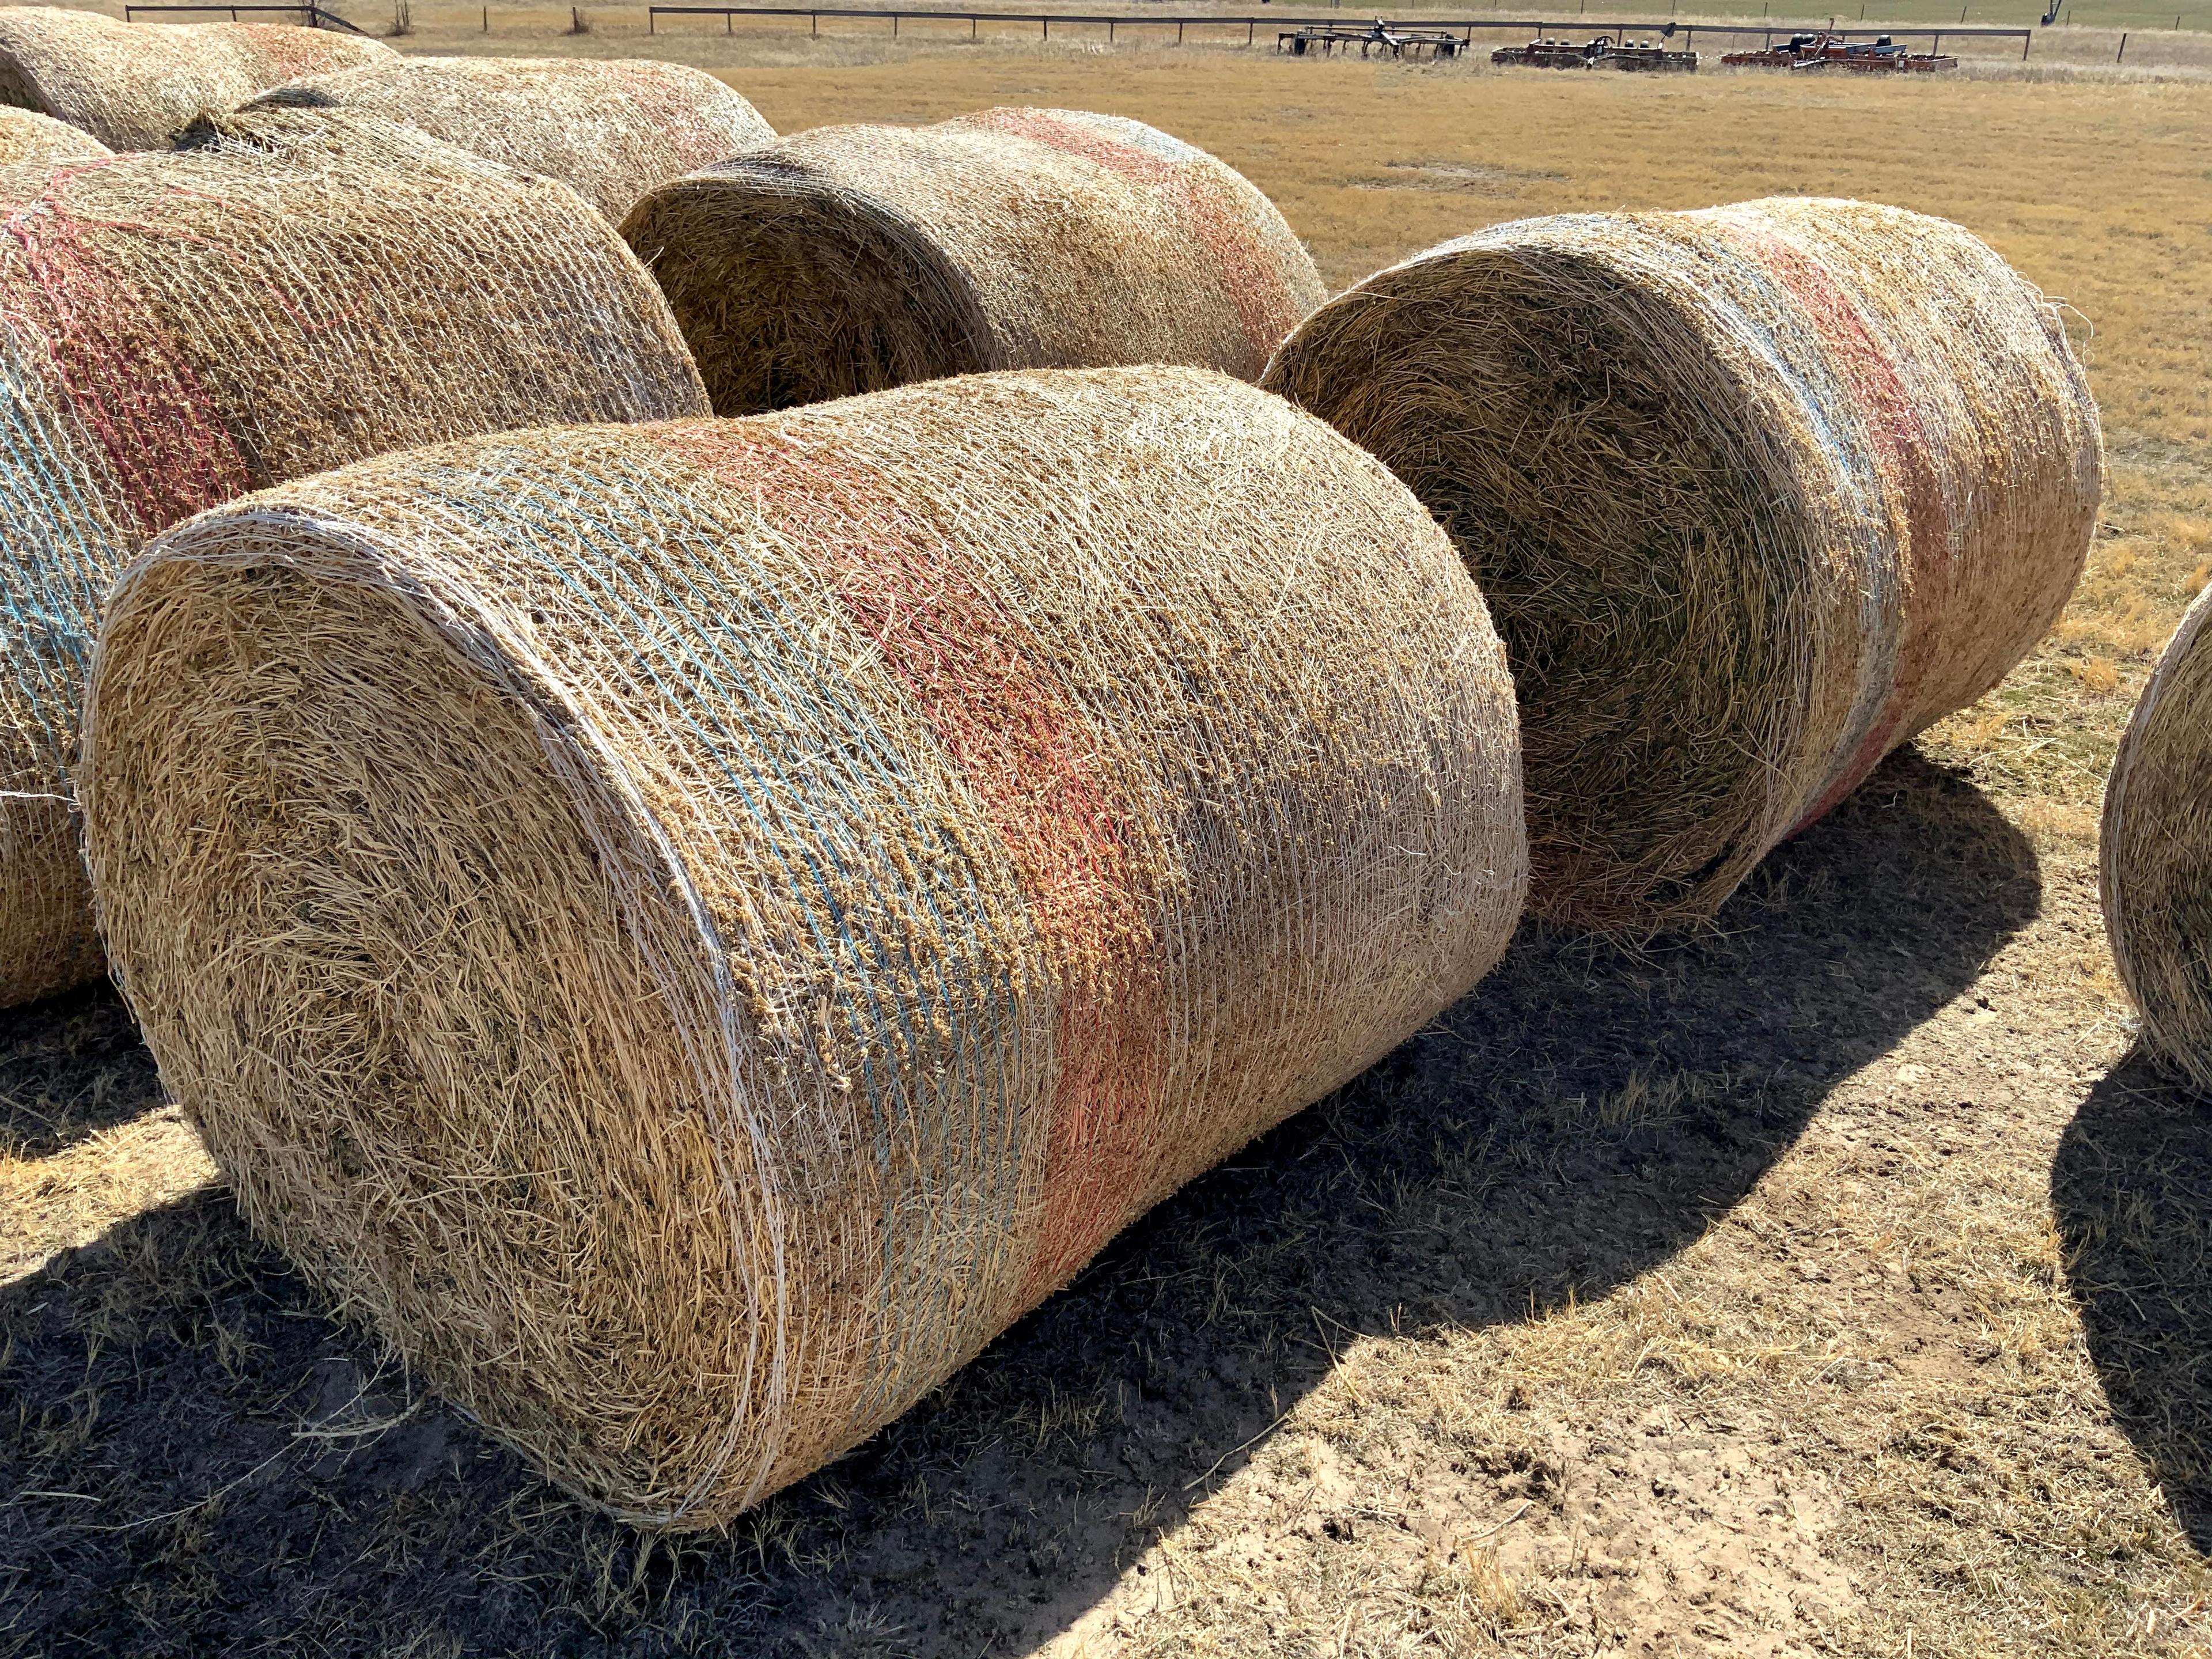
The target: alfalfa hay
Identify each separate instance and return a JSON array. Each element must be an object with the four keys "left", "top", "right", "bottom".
[
  {"left": 0, "top": 108, "right": 707, "bottom": 1006},
  {"left": 620, "top": 108, "right": 1327, "bottom": 414},
  {"left": 80, "top": 365, "right": 1528, "bottom": 1527},
  {"left": 1263, "top": 196, "right": 2101, "bottom": 930},
  {"left": 247, "top": 56, "right": 772, "bottom": 224},
  {"left": 2103, "top": 586, "right": 2212, "bottom": 1092},
  {"left": 0, "top": 6, "right": 392, "bottom": 150}
]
